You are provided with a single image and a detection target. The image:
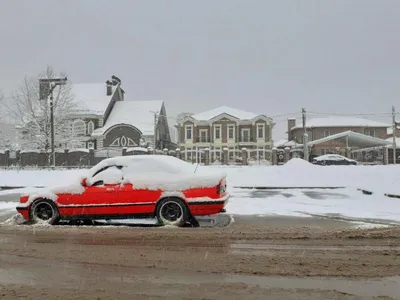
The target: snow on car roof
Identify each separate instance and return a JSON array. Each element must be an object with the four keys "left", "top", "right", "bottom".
[
  {"left": 313, "top": 154, "right": 355, "bottom": 161},
  {"left": 89, "top": 155, "right": 196, "bottom": 176},
  {"left": 88, "top": 155, "right": 226, "bottom": 191}
]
